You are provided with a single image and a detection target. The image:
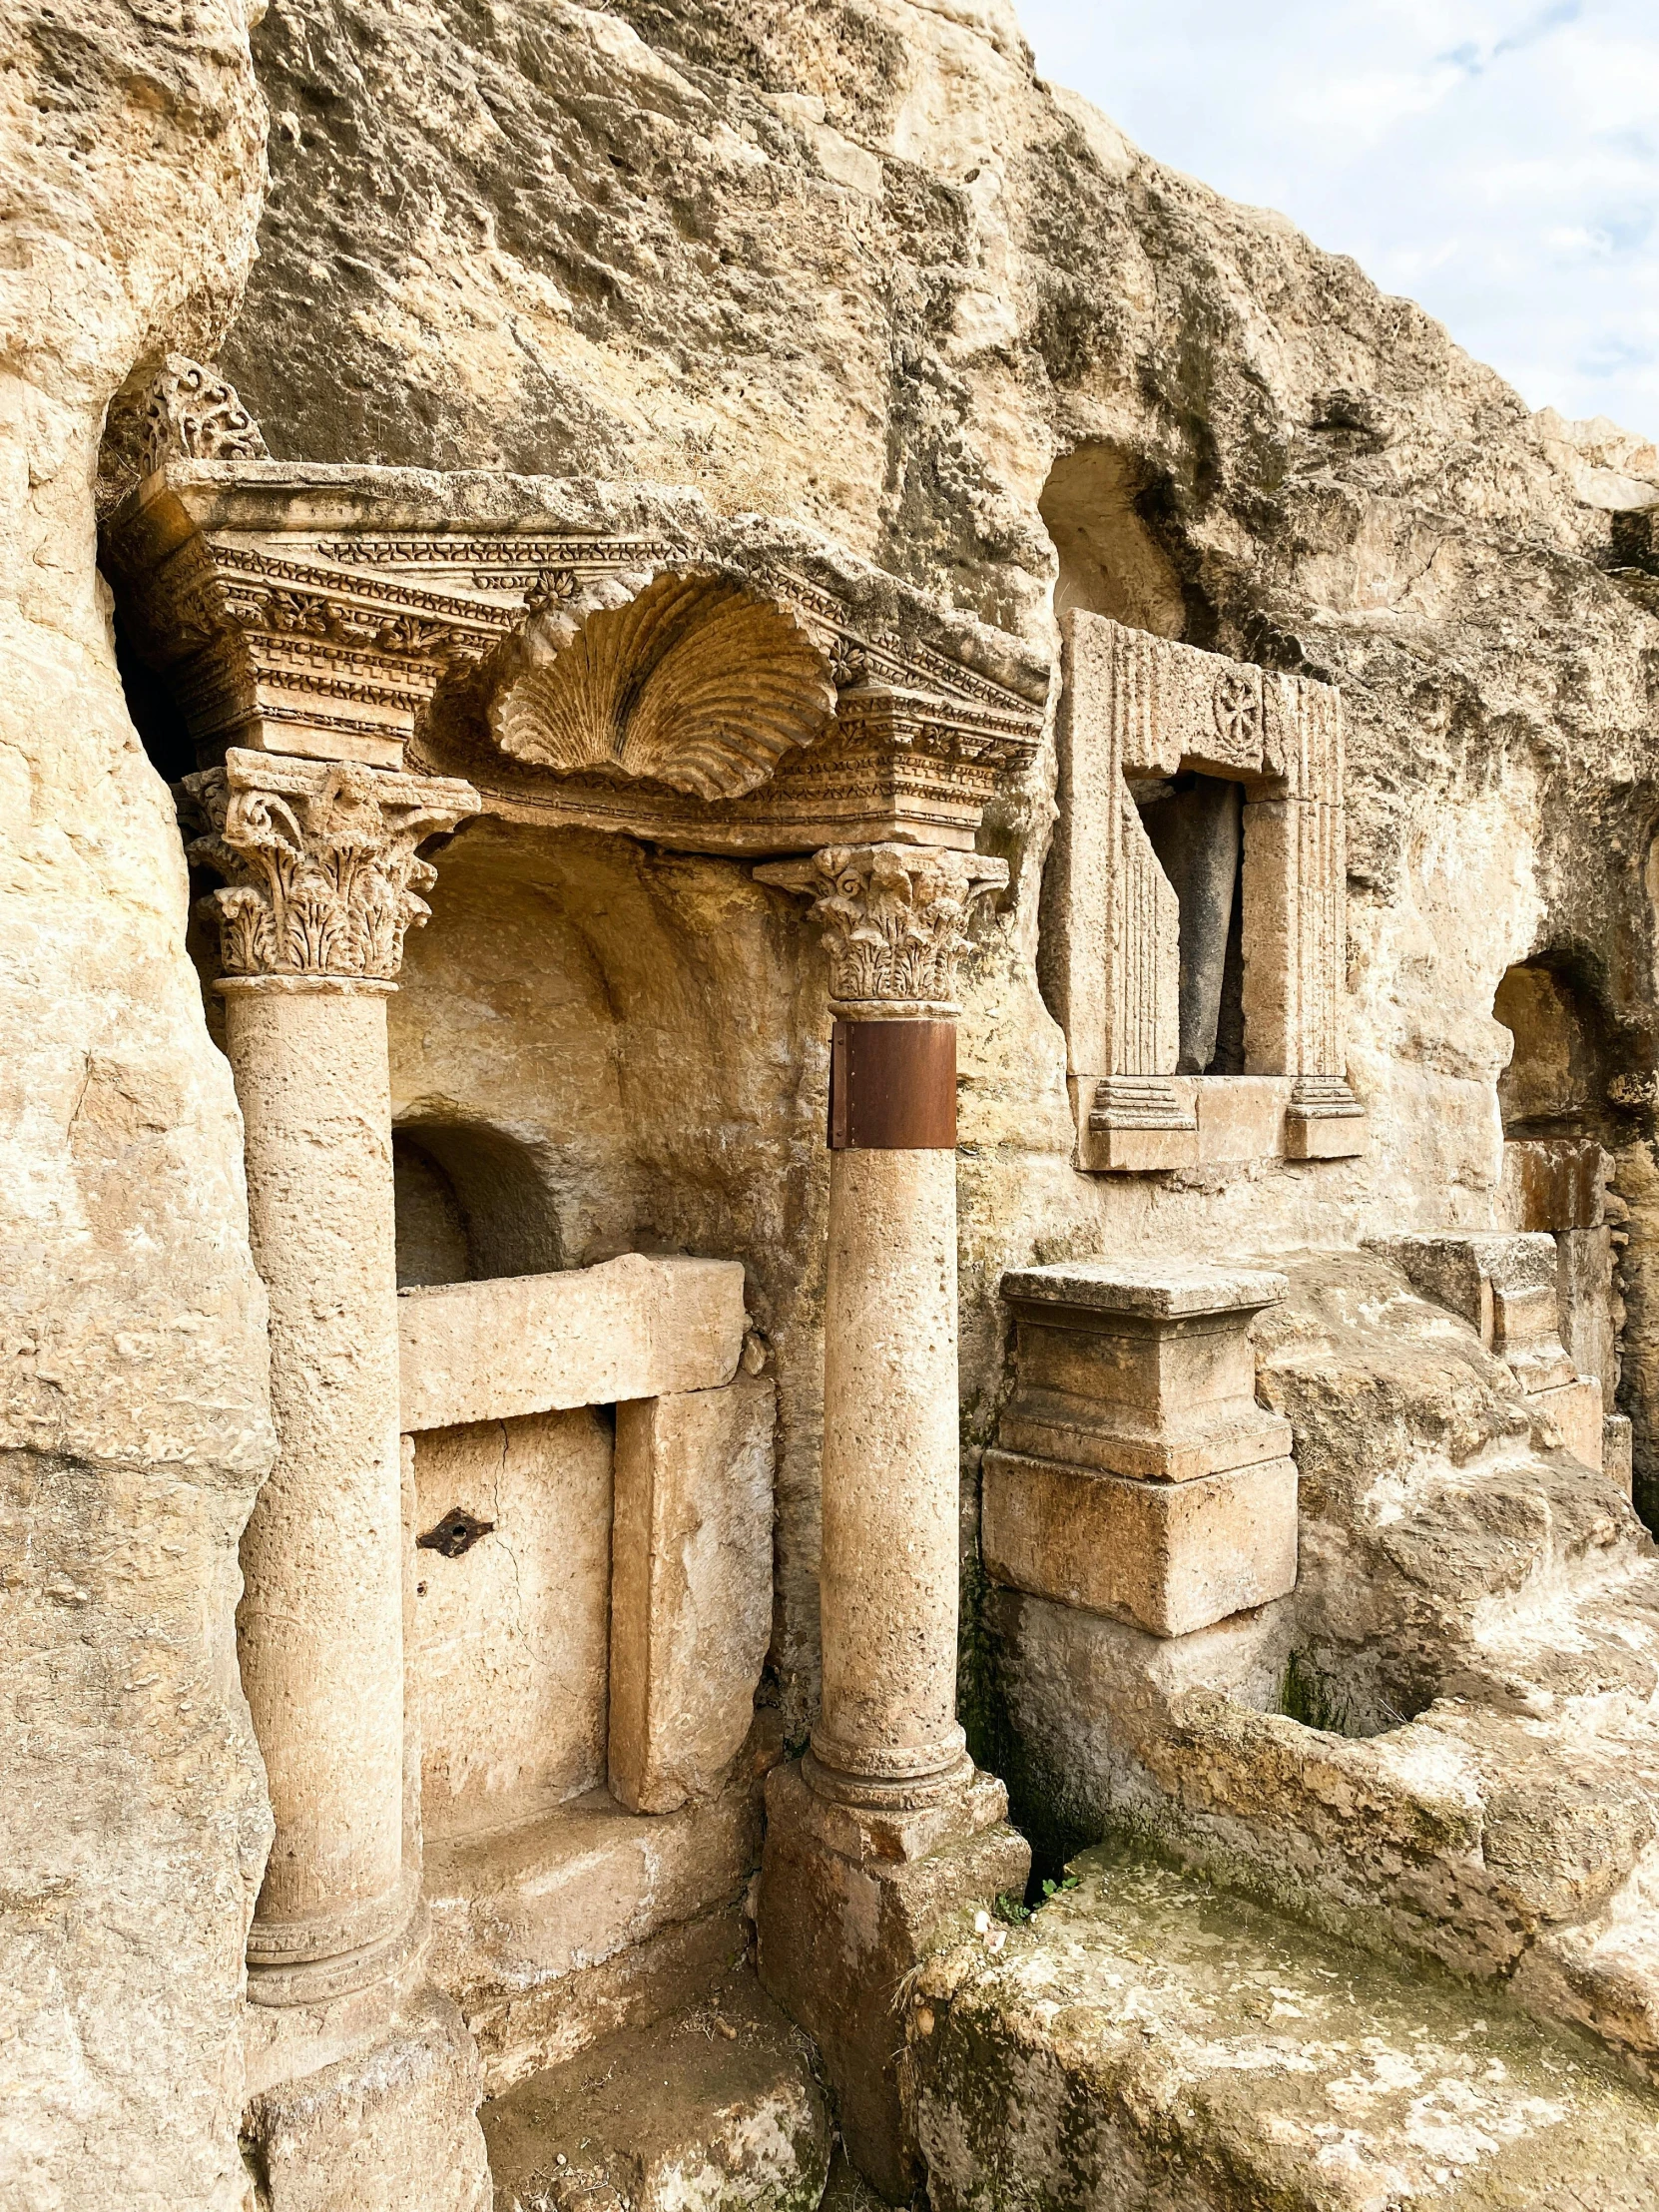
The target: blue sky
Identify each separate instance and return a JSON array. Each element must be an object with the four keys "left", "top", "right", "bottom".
[{"left": 1016, "top": 1, "right": 1659, "bottom": 438}]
